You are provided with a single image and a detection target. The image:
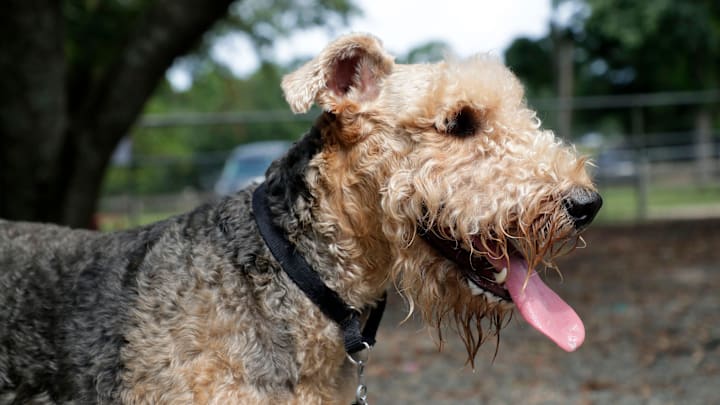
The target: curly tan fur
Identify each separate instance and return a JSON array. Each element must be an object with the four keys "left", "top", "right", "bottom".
[{"left": 281, "top": 35, "right": 596, "bottom": 366}]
